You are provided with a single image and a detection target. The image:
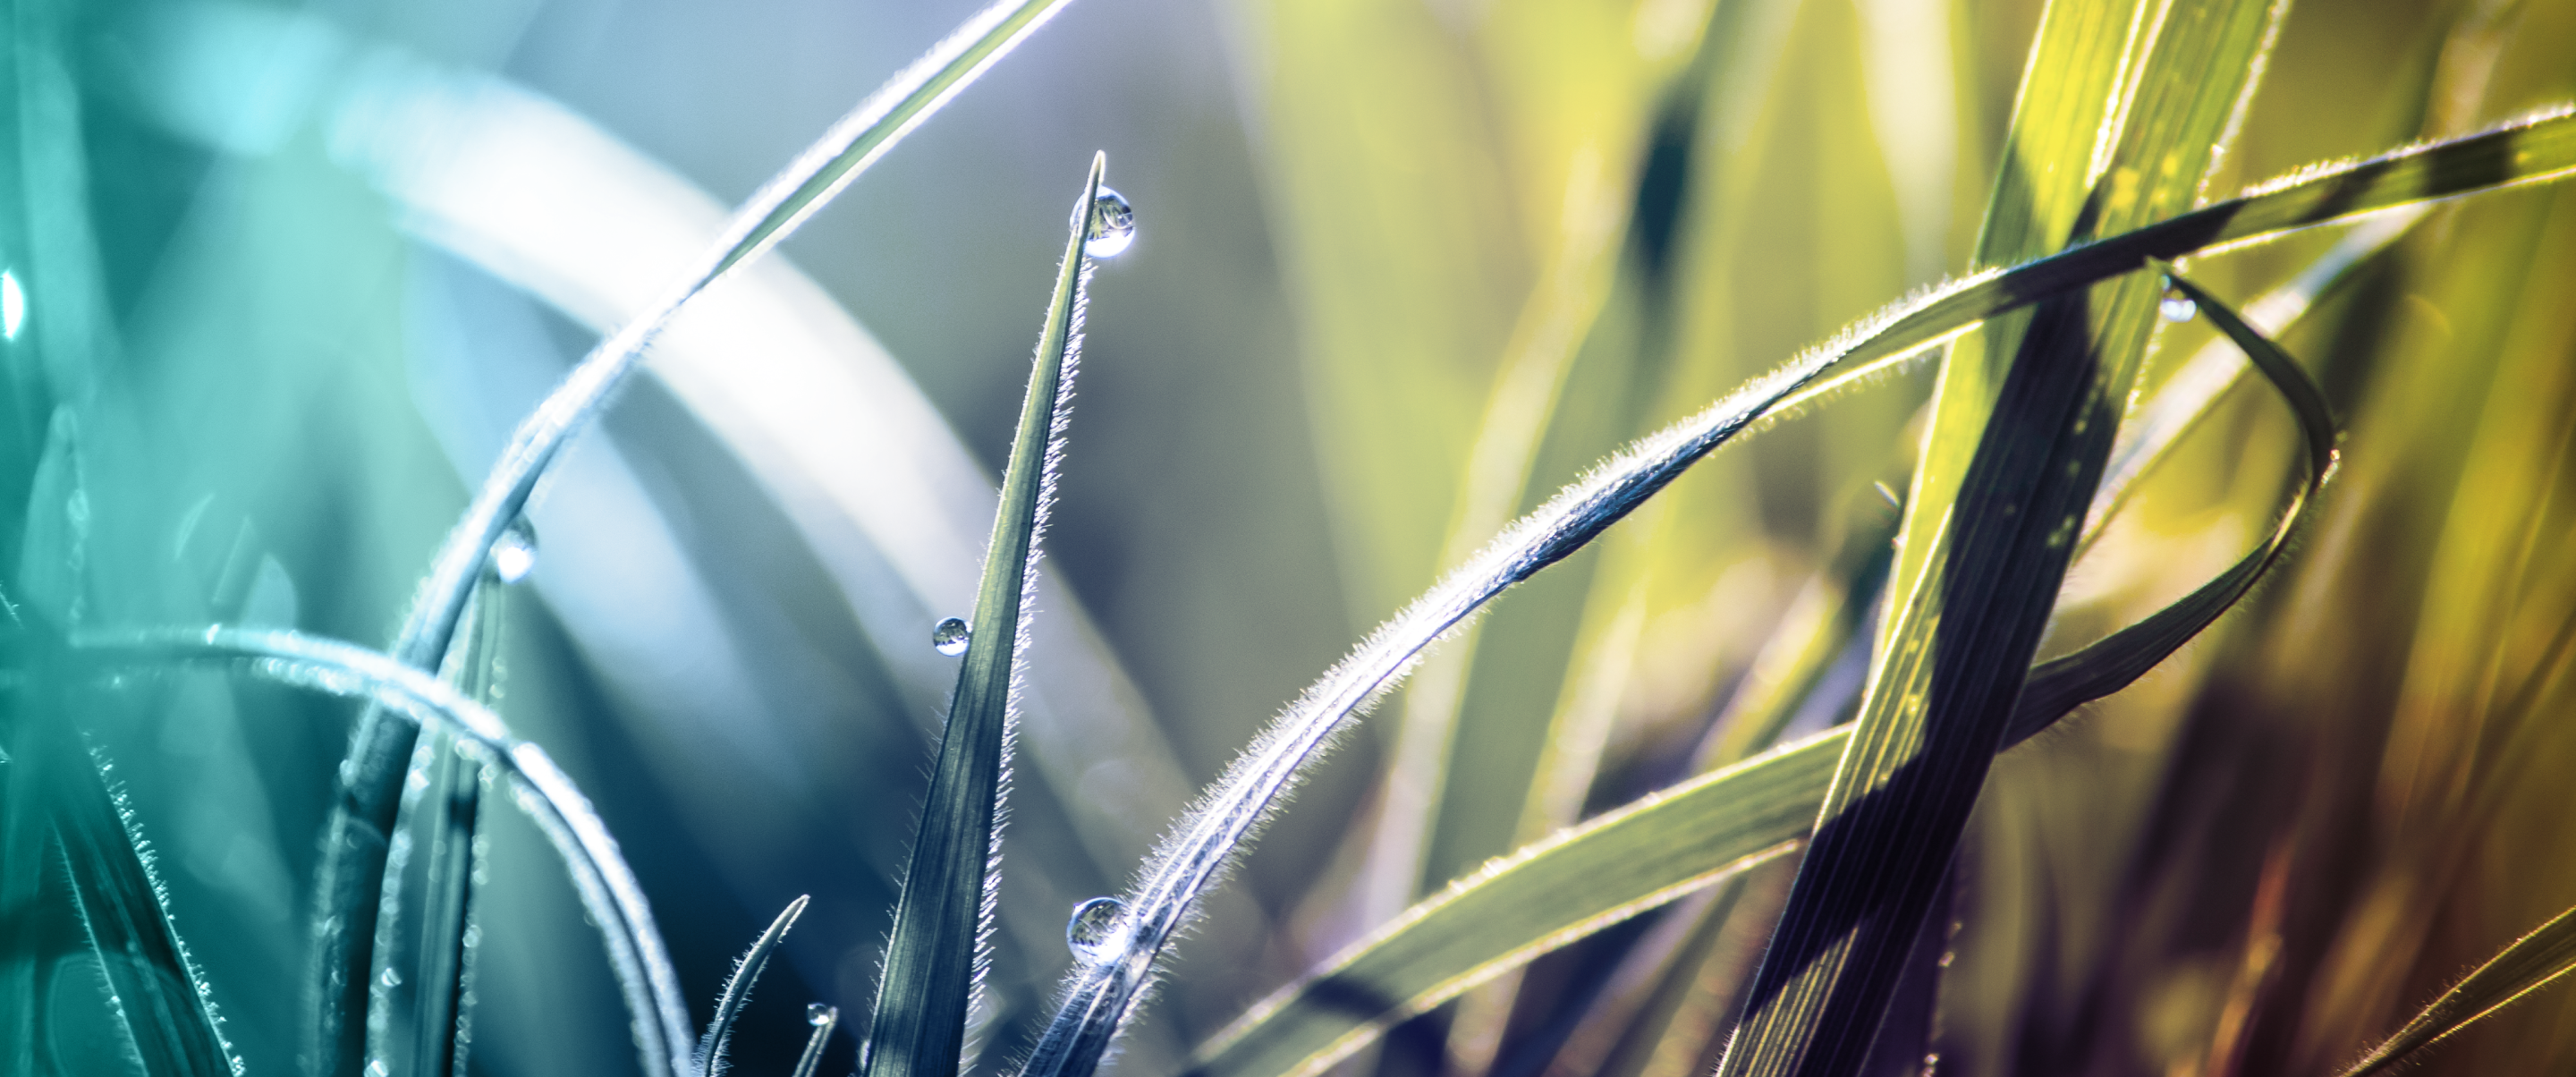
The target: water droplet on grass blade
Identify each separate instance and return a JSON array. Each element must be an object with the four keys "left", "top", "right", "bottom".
[
  {"left": 1085, "top": 188, "right": 1135, "bottom": 258},
  {"left": 1066, "top": 897, "right": 1125, "bottom": 963},
  {"left": 932, "top": 617, "right": 971, "bottom": 656},
  {"left": 1, "top": 270, "right": 23, "bottom": 341},
  {"left": 490, "top": 520, "right": 538, "bottom": 584},
  {"left": 2157, "top": 276, "right": 2196, "bottom": 322},
  {"left": 807, "top": 1003, "right": 836, "bottom": 1027}
]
